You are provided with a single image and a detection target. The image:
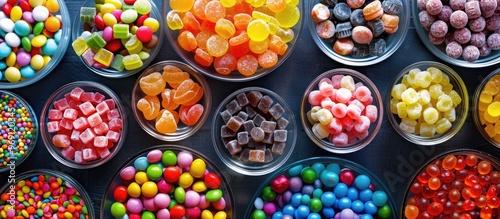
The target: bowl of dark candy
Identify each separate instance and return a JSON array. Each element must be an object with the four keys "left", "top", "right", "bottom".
[
  {"left": 0, "top": 0, "right": 70, "bottom": 88},
  {"left": 0, "top": 169, "right": 95, "bottom": 218},
  {"left": 71, "top": 0, "right": 163, "bottom": 77},
  {"left": 245, "top": 156, "right": 397, "bottom": 218},
  {"left": 401, "top": 149, "right": 500, "bottom": 218},
  {"left": 101, "top": 145, "right": 234, "bottom": 218},
  {"left": 413, "top": 0, "right": 500, "bottom": 67},
  {"left": 164, "top": 0, "right": 303, "bottom": 82},
  {"left": 212, "top": 87, "right": 297, "bottom": 176},
  {"left": 308, "top": 0, "right": 410, "bottom": 66}
]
